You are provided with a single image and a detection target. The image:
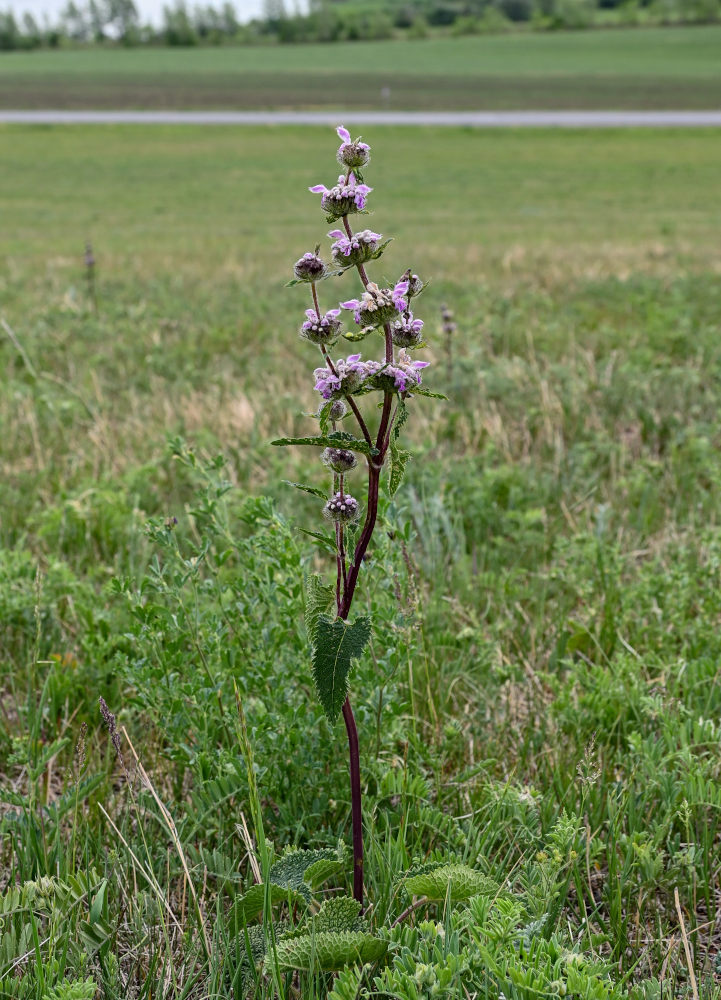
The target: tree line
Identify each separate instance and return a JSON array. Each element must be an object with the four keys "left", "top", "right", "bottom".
[{"left": 1, "top": 0, "right": 719, "bottom": 51}]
